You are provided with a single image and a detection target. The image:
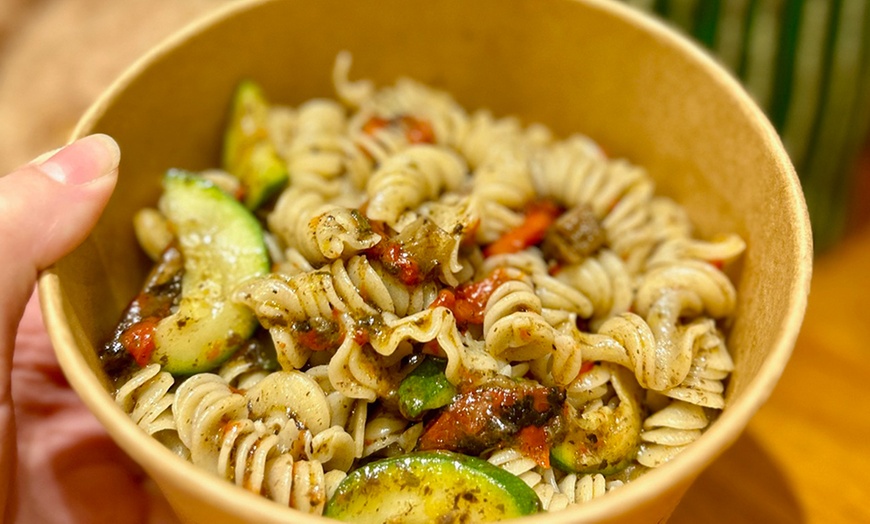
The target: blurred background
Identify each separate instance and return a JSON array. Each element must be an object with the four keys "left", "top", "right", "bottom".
[
  {"left": 623, "top": 0, "right": 870, "bottom": 252},
  {"left": 1, "top": 1, "right": 868, "bottom": 522}
]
